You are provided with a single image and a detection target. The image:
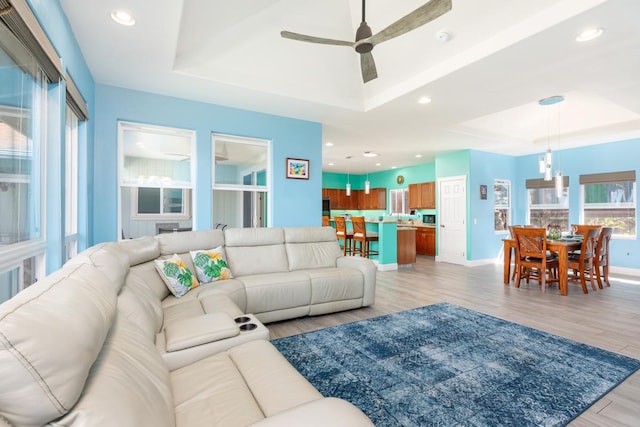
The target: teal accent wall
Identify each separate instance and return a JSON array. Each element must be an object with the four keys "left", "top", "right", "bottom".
[{"left": 93, "top": 85, "right": 322, "bottom": 243}]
